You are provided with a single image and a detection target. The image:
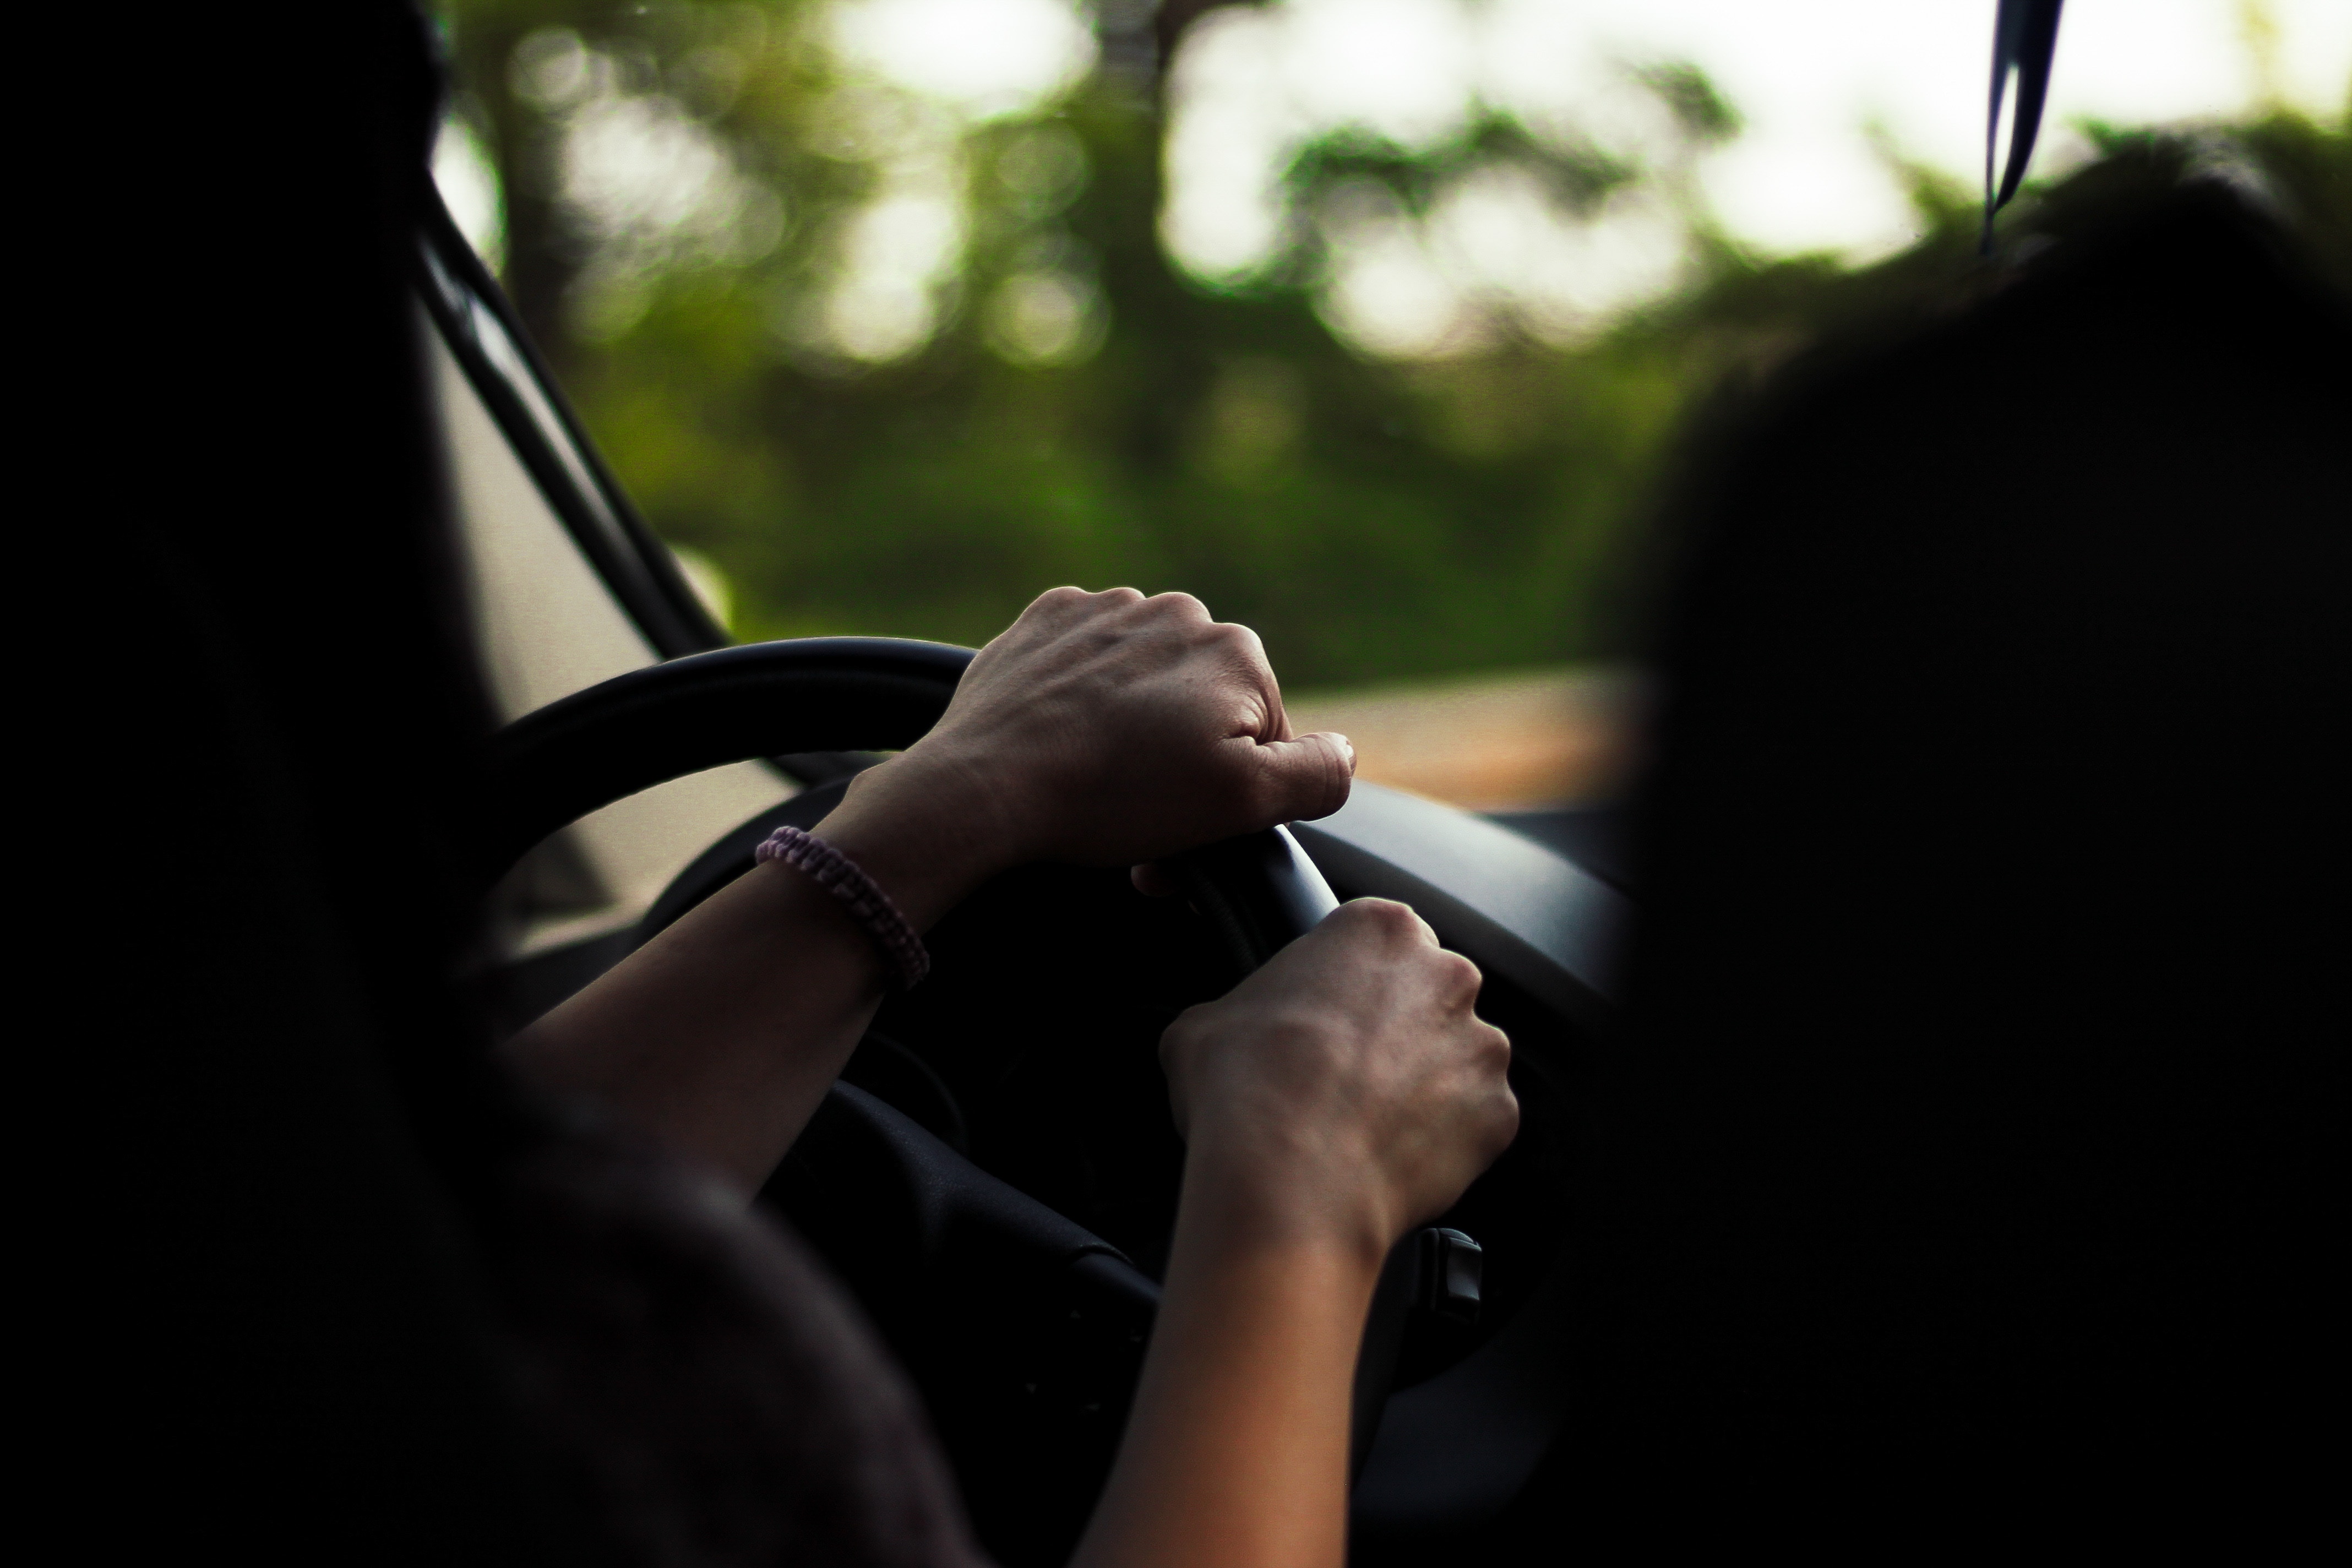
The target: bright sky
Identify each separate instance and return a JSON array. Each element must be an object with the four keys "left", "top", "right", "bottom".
[
  {"left": 1163, "top": 0, "right": 2352, "bottom": 273},
  {"left": 831, "top": 0, "right": 1097, "bottom": 117},
  {"left": 439, "top": 1, "right": 2351, "bottom": 360}
]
